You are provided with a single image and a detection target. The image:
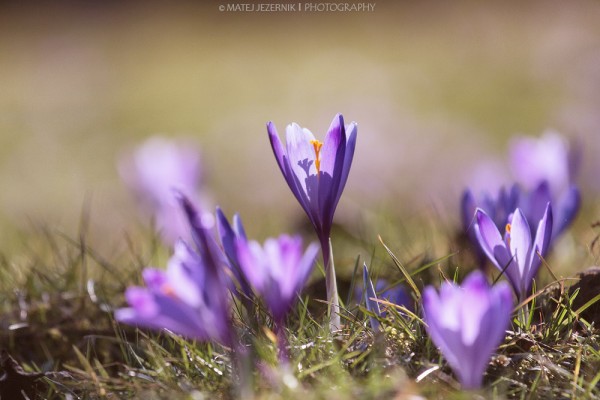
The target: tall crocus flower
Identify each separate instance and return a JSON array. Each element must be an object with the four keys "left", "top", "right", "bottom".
[
  {"left": 267, "top": 114, "right": 357, "bottom": 329},
  {"left": 423, "top": 271, "right": 513, "bottom": 389},
  {"left": 116, "top": 194, "right": 233, "bottom": 345},
  {"left": 236, "top": 235, "right": 319, "bottom": 323},
  {"left": 474, "top": 204, "right": 553, "bottom": 300},
  {"left": 119, "top": 136, "right": 207, "bottom": 245}
]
